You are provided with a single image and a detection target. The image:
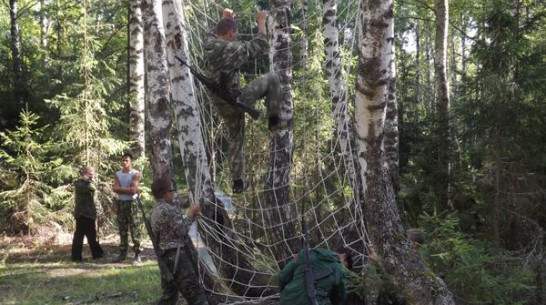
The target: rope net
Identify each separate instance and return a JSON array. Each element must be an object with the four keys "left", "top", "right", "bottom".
[{"left": 179, "top": 0, "right": 369, "bottom": 303}]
